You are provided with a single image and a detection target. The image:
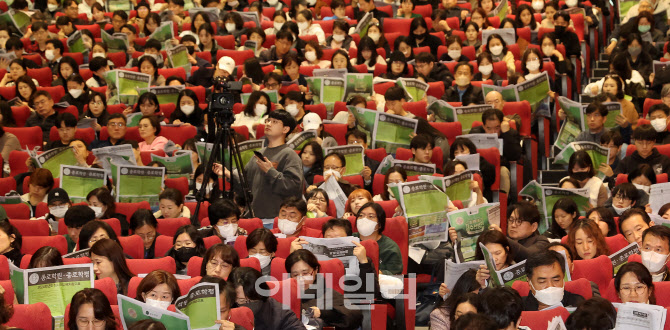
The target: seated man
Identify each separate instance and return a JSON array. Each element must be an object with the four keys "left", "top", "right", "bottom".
[
  {"left": 619, "top": 208, "right": 655, "bottom": 246},
  {"left": 640, "top": 225, "right": 670, "bottom": 281},
  {"left": 3, "top": 37, "right": 39, "bottom": 69},
  {"left": 180, "top": 35, "right": 212, "bottom": 68},
  {"left": 63, "top": 205, "right": 95, "bottom": 253},
  {"left": 346, "top": 129, "right": 380, "bottom": 193},
  {"left": 126, "top": 39, "right": 164, "bottom": 68},
  {"left": 575, "top": 102, "right": 631, "bottom": 143},
  {"left": 308, "top": 152, "right": 360, "bottom": 197},
  {"left": 616, "top": 124, "right": 670, "bottom": 176},
  {"left": 441, "top": 62, "right": 484, "bottom": 104},
  {"left": 414, "top": 52, "right": 453, "bottom": 86},
  {"left": 648, "top": 103, "right": 670, "bottom": 144},
  {"left": 409, "top": 134, "right": 440, "bottom": 173},
  {"left": 523, "top": 250, "right": 585, "bottom": 310},
  {"left": 46, "top": 113, "right": 77, "bottom": 150},
  {"left": 270, "top": 197, "right": 322, "bottom": 238},
  {"left": 259, "top": 30, "right": 297, "bottom": 63},
  {"left": 480, "top": 286, "right": 524, "bottom": 329},
  {"left": 45, "top": 39, "right": 64, "bottom": 75},
  {"left": 498, "top": 201, "right": 549, "bottom": 262},
  {"left": 384, "top": 86, "right": 415, "bottom": 118},
  {"left": 55, "top": 16, "right": 77, "bottom": 38},
  {"left": 86, "top": 57, "right": 110, "bottom": 88},
  {"left": 188, "top": 56, "right": 236, "bottom": 89},
  {"left": 90, "top": 114, "right": 128, "bottom": 149},
  {"left": 26, "top": 90, "right": 58, "bottom": 144},
  {"left": 107, "top": 10, "right": 127, "bottom": 35},
  {"left": 599, "top": 130, "right": 623, "bottom": 189}
]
